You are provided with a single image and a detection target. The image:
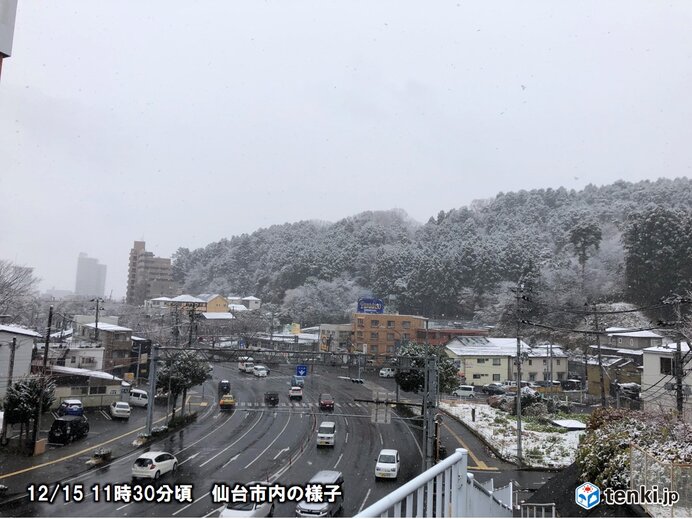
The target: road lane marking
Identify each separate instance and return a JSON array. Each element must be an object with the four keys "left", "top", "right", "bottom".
[
  {"left": 441, "top": 422, "right": 489, "bottom": 470},
  {"left": 180, "top": 452, "right": 200, "bottom": 465},
  {"left": 379, "top": 431, "right": 383, "bottom": 445},
  {"left": 345, "top": 432, "right": 349, "bottom": 444},
  {"left": 333, "top": 453, "right": 343, "bottom": 468},
  {"left": 273, "top": 447, "right": 289, "bottom": 460},
  {"left": 358, "top": 488, "right": 372, "bottom": 513},
  {"left": 244, "top": 413, "right": 292, "bottom": 469},
  {"left": 200, "top": 411, "right": 264, "bottom": 467},
  {"left": 223, "top": 454, "right": 240, "bottom": 467},
  {"left": 172, "top": 489, "right": 209, "bottom": 516}
]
